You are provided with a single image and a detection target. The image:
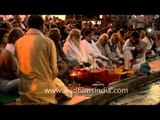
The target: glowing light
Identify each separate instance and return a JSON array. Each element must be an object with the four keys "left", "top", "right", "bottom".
[
  {"left": 70, "top": 72, "right": 77, "bottom": 77},
  {"left": 30, "top": 82, "right": 37, "bottom": 91},
  {"left": 100, "top": 15, "right": 102, "bottom": 19},
  {"left": 147, "top": 28, "right": 152, "bottom": 33}
]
